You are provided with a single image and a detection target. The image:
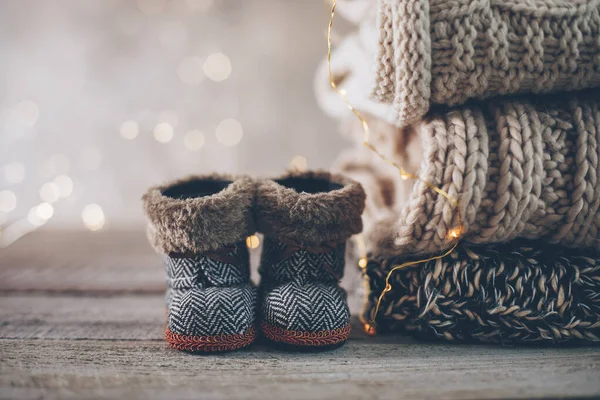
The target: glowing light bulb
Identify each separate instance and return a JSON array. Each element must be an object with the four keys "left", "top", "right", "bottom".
[
  {"left": 290, "top": 156, "right": 308, "bottom": 172},
  {"left": 246, "top": 235, "right": 260, "bottom": 249},
  {"left": 36, "top": 202, "right": 54, "bottom": 220},
  {"left": 120, "top": 120, "right": 139, "bottom": 140},
  {"left": 203, "top": 53, "right": 232, "bottom": 82},
  {"left": 448, "top": 226, "right": 463, "bottom": 239},
  {"left": 363, "top": 323, "right": 377, "bottom": 336},
  {"left": 215, "top": 119, "right": 243, "bottom": 146},
  {"left": 82, "top": 204, "right": 105, "bottom": 231},
  {"left": 358, "top": 258, "right": 368, "bottom": 269},
  {"left": 154, "top": 123, "right": 174, "bottom": 143}
]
